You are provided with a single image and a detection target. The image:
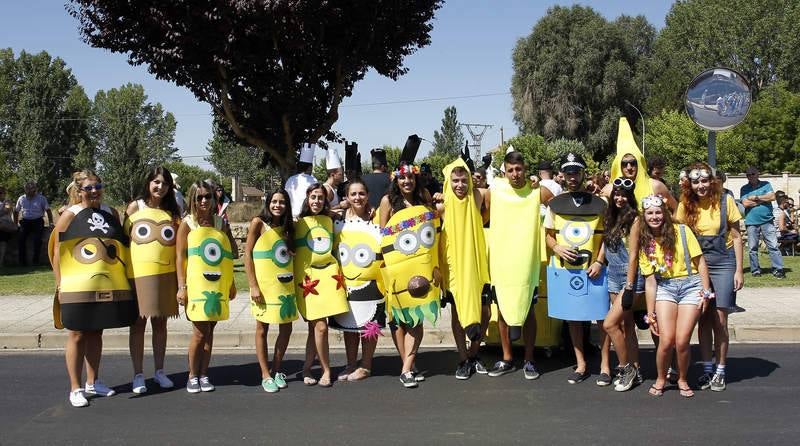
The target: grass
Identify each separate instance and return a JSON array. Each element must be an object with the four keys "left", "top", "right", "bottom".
[{"left": 1, "top": 254, "right": 798, "bottom": 295}]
